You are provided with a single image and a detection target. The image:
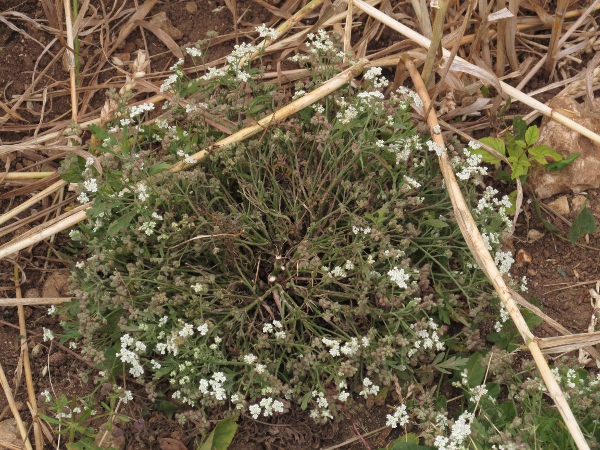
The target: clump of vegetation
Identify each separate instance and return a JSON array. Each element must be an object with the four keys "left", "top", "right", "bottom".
[{"left": 45, "top": 28, "right": 598, "bottom": 449}]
